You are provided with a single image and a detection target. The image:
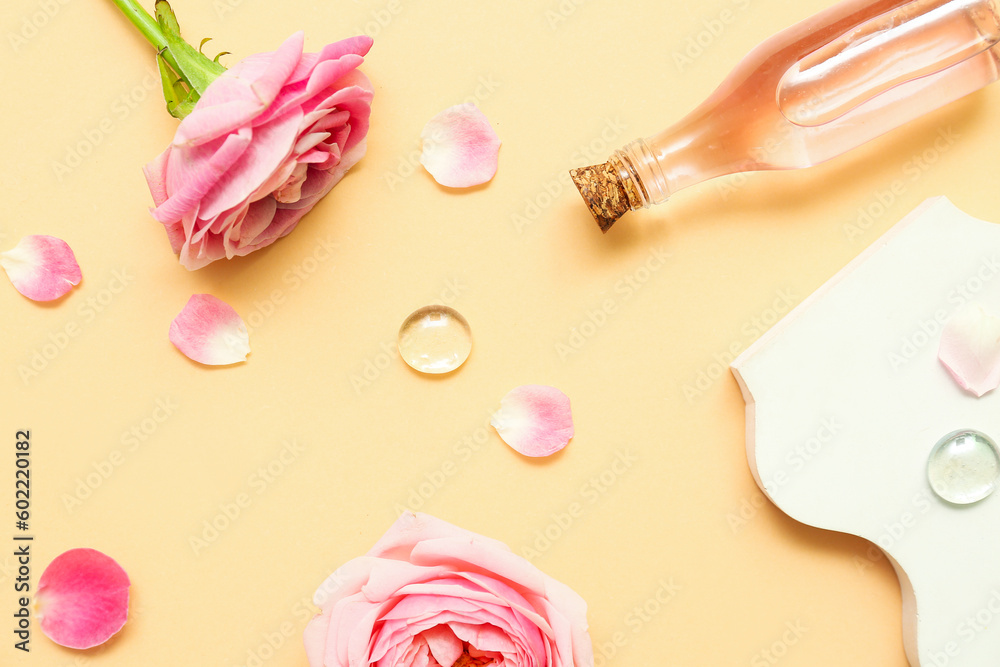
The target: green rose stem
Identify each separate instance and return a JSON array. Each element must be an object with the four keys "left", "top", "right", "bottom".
[{"left": 109, "top": 0, "right": 227, "bottom": 118}]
